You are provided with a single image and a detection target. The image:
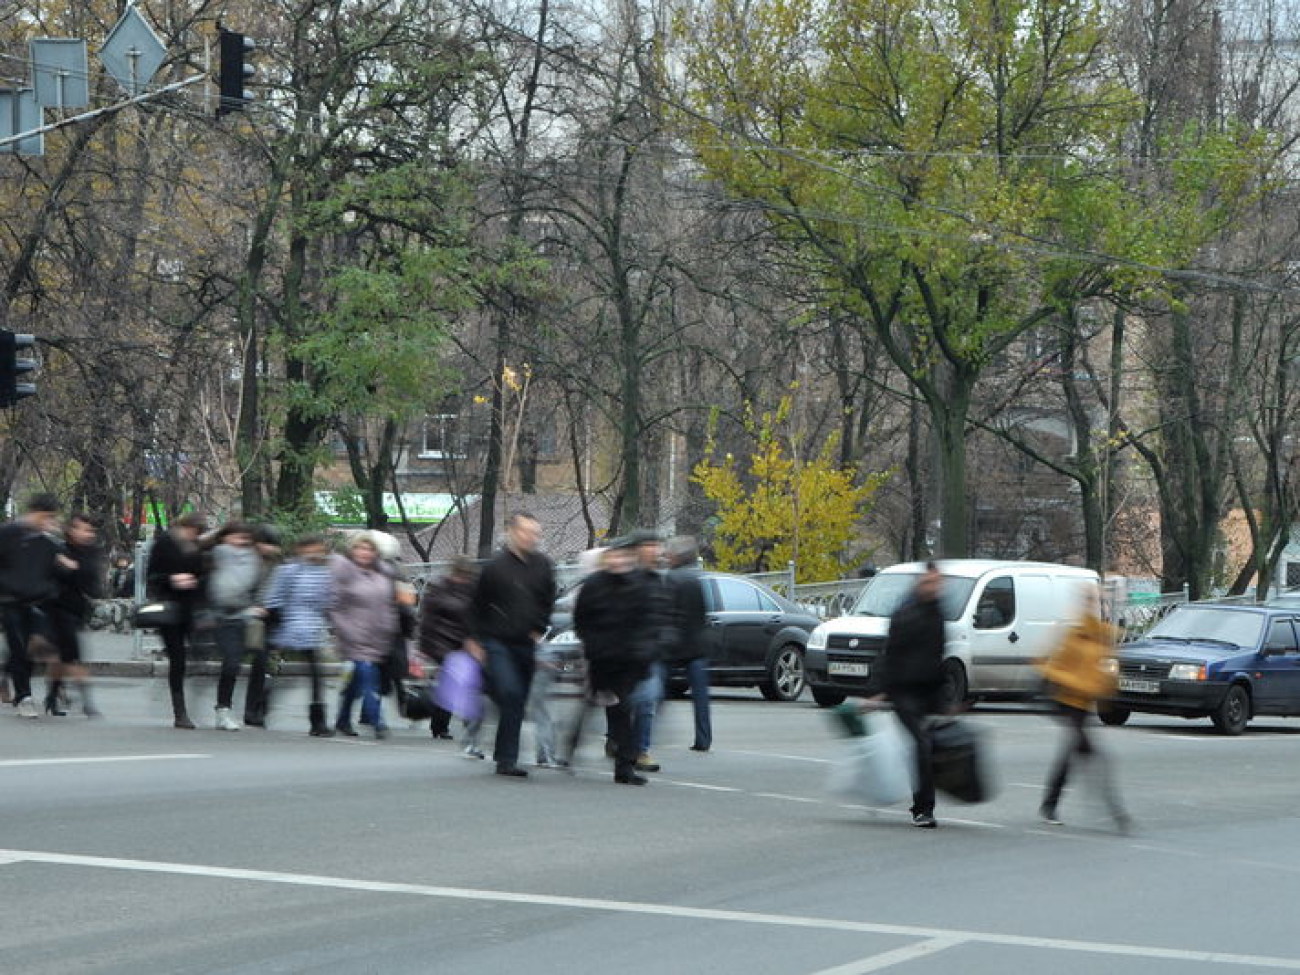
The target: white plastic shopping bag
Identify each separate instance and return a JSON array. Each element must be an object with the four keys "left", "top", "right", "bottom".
[{"left": 826, "top": 711, "right": 914, "bottom": 807}]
